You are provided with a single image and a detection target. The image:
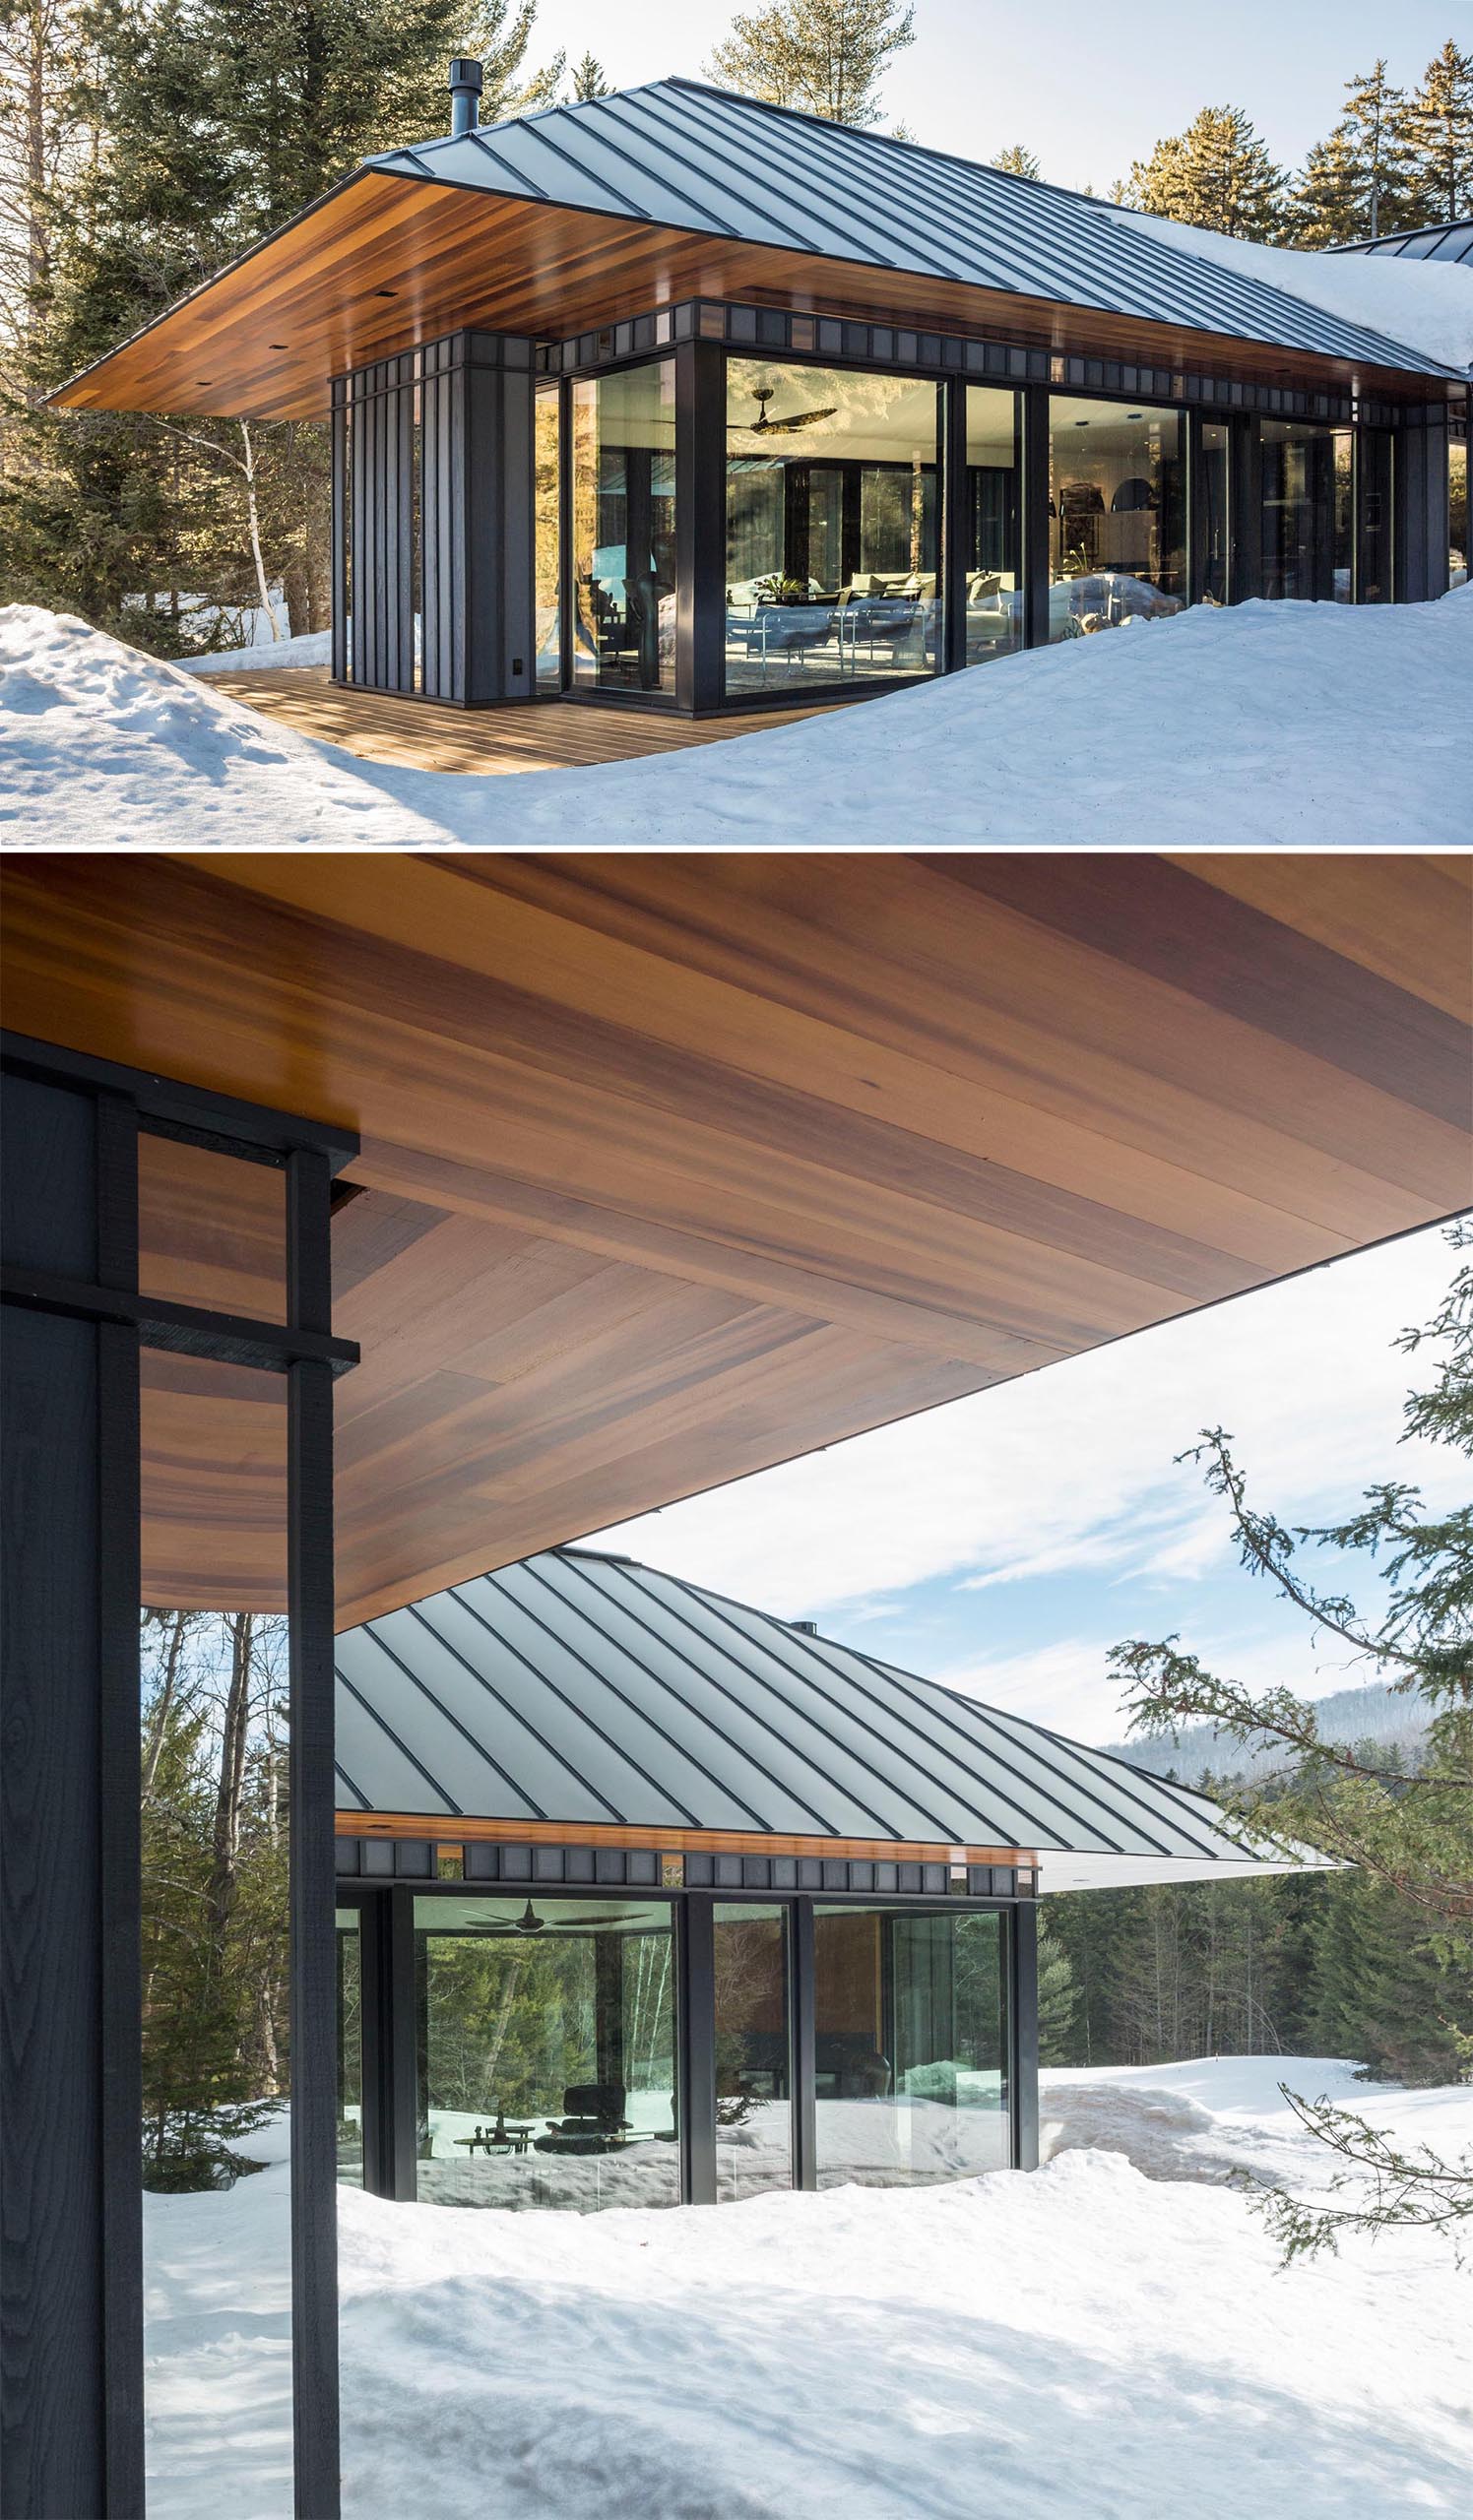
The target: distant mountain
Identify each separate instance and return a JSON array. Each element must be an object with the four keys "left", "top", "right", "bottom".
[{"left": 1100, "top": 1679, "right": 1427, "bottom": 1786}]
